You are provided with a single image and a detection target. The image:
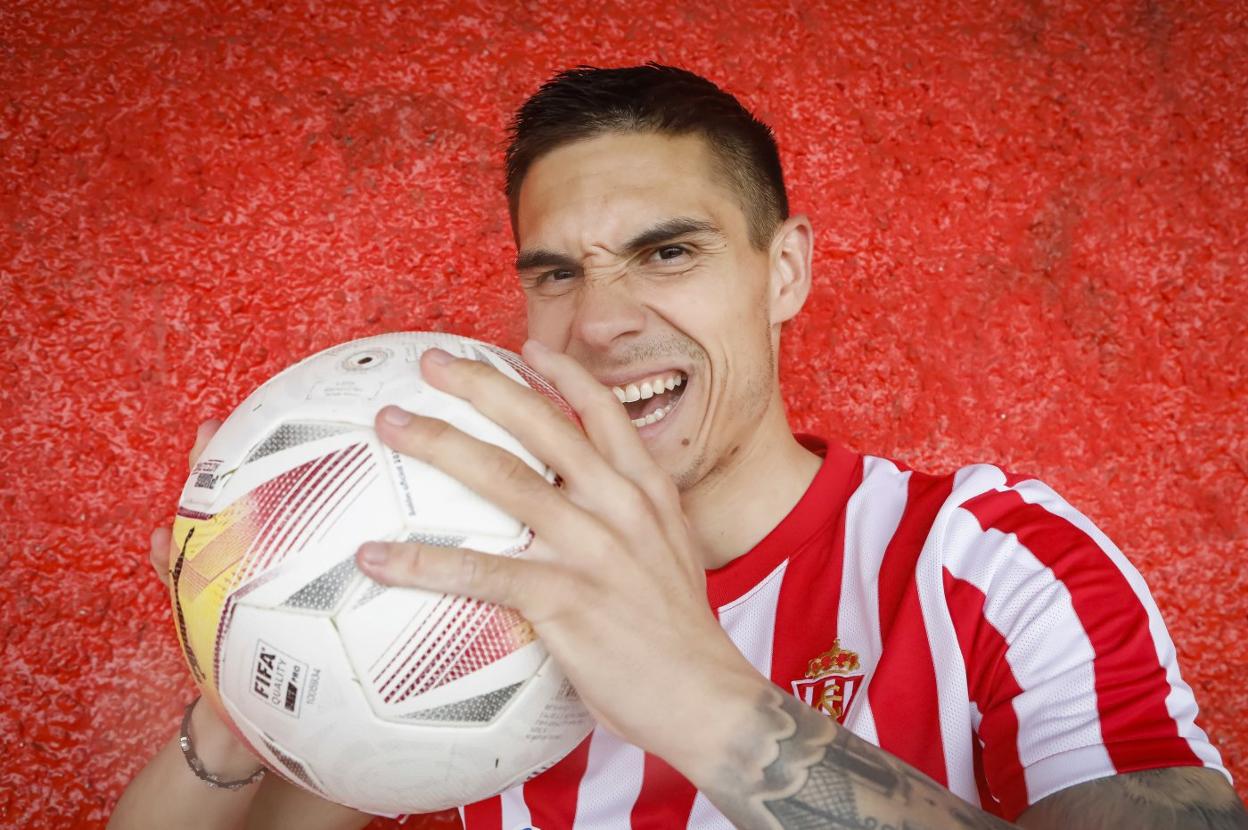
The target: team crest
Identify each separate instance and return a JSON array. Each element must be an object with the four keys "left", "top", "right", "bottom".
[{"left": 791, "top": 639, "right": 864, "bottom": 723}]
